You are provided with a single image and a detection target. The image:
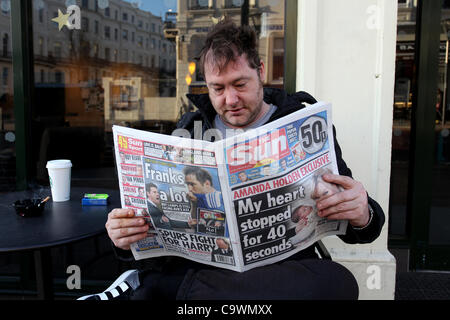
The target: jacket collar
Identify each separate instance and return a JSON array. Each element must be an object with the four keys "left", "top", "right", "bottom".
[{"left": 186, "top": 88, "right": 317, "bottom": 127}]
